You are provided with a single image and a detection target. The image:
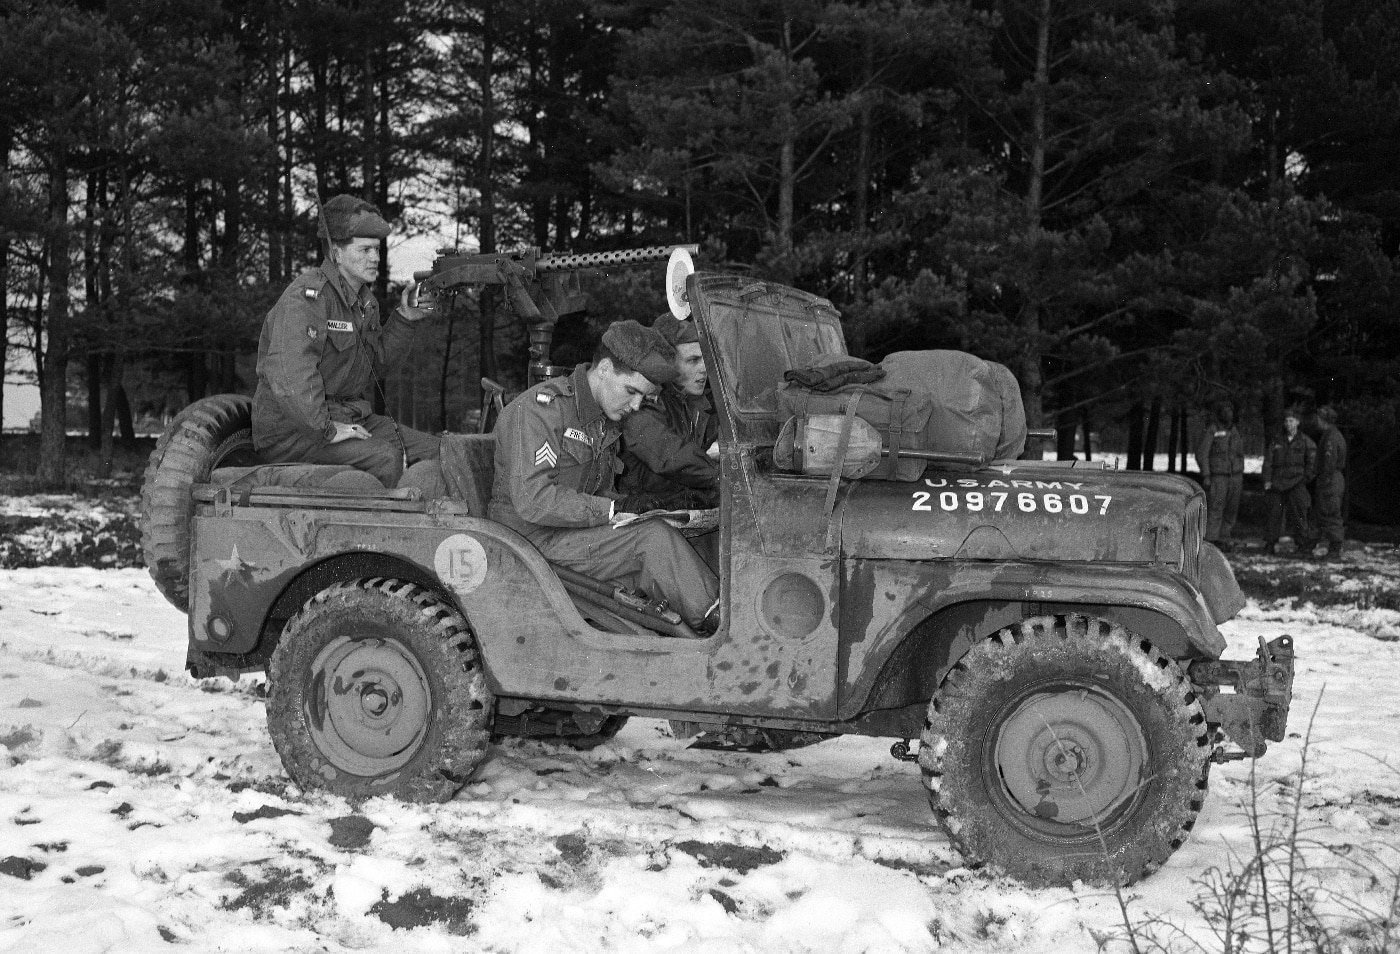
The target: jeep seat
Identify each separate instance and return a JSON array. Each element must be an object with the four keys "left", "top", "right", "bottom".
[
  {"left": 439, "top": 433, "right": 496, "bottom": 514},
  {"left": 208, "top": 463, "right": 387, "bottom": 493}
]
